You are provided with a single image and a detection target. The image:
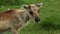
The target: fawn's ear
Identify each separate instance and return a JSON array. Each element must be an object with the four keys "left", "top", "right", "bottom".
[
  {"left": 22, "top": 5, "right": 31, "bottom": 9},
  {"left": 36, "top": 3, "right": 43, "bottom": 7}
]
